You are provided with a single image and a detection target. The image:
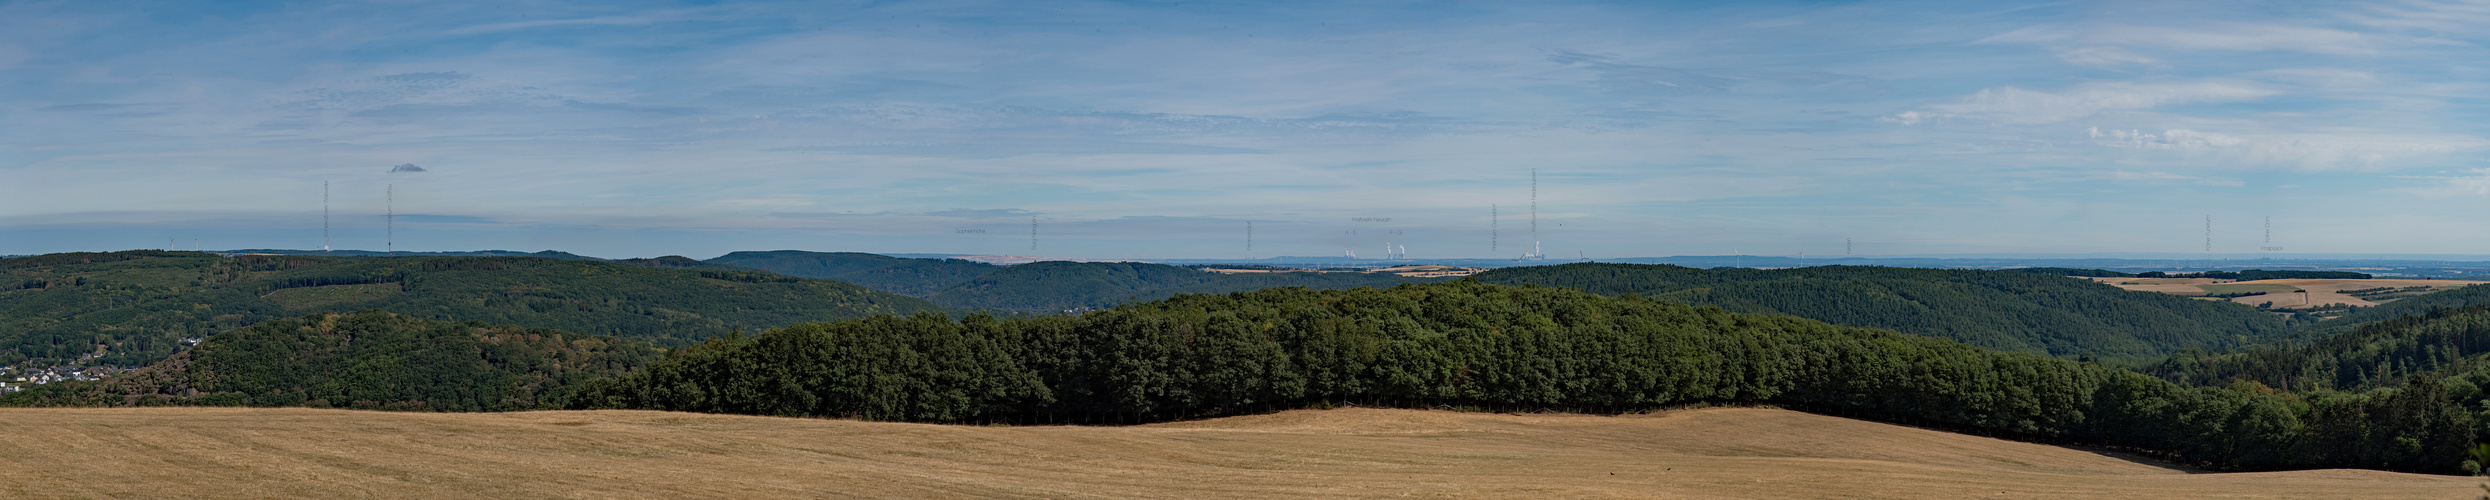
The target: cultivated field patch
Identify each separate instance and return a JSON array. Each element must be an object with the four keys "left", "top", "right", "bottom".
[{"left": 2097, "top": 277, "right": 2486, "bottom": 311}]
